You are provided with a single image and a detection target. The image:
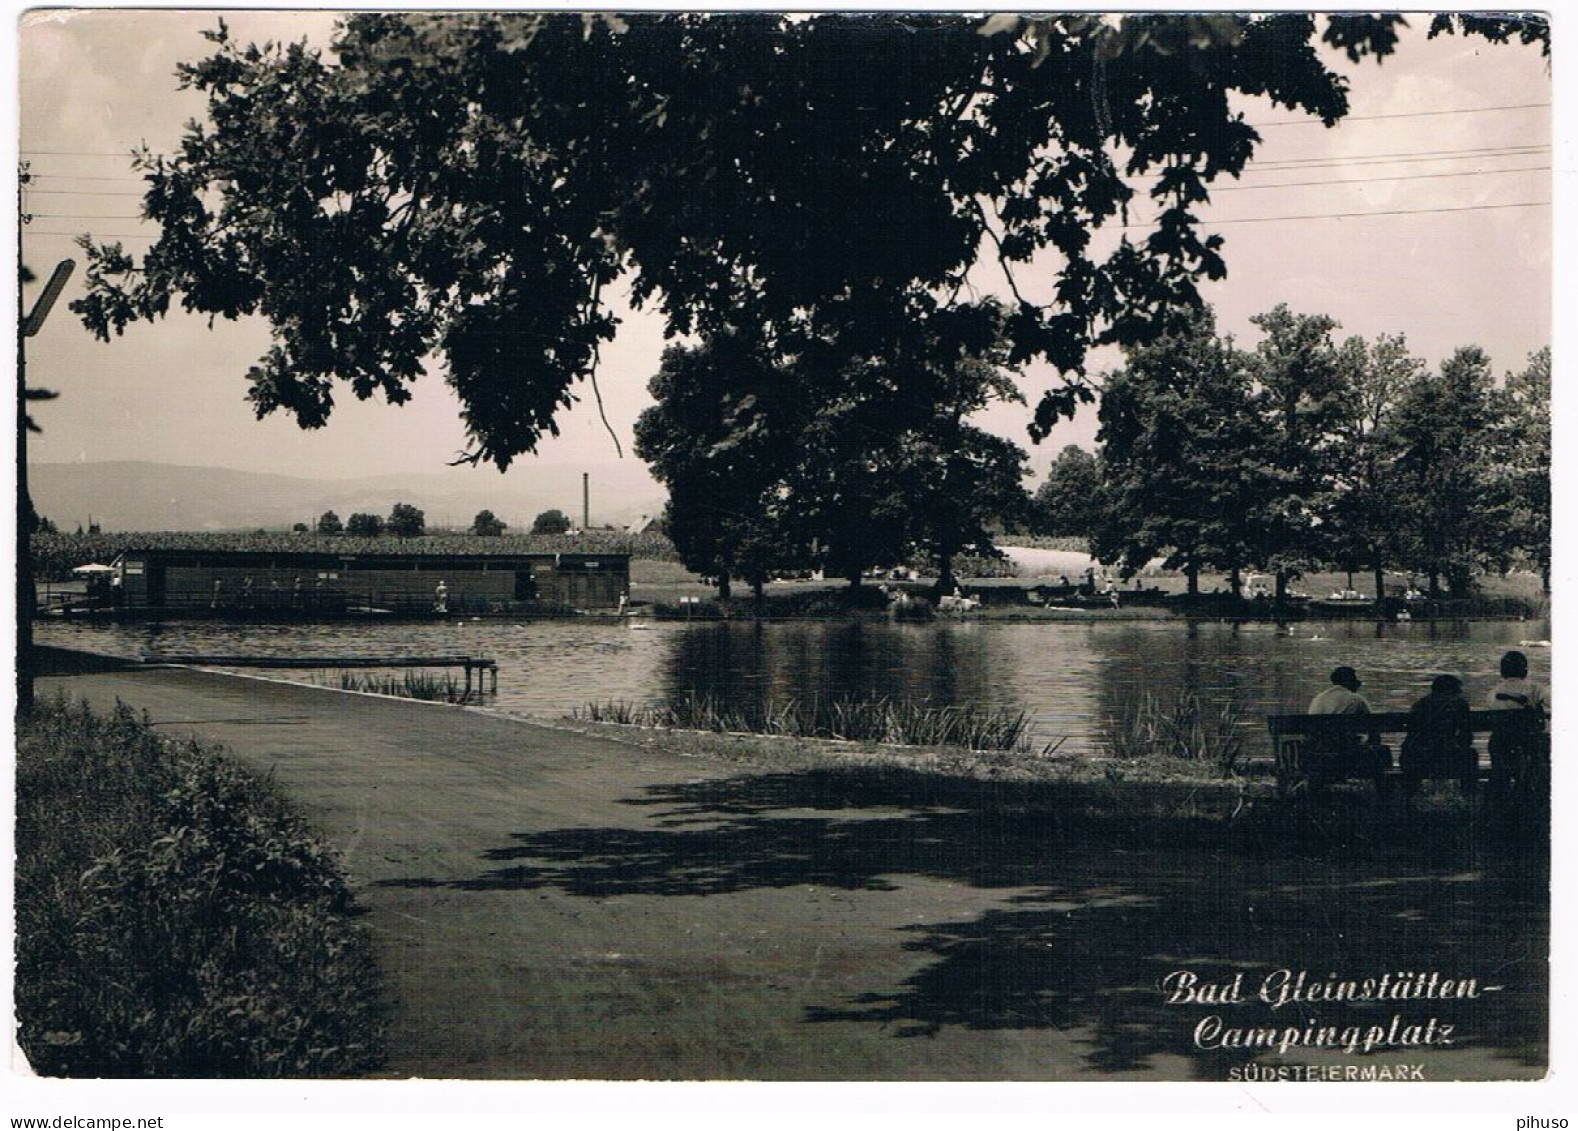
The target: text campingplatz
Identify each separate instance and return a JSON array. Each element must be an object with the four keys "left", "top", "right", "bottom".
[{"left": 1160, "top": 967, "right": 1503, "bottom": 1059}]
